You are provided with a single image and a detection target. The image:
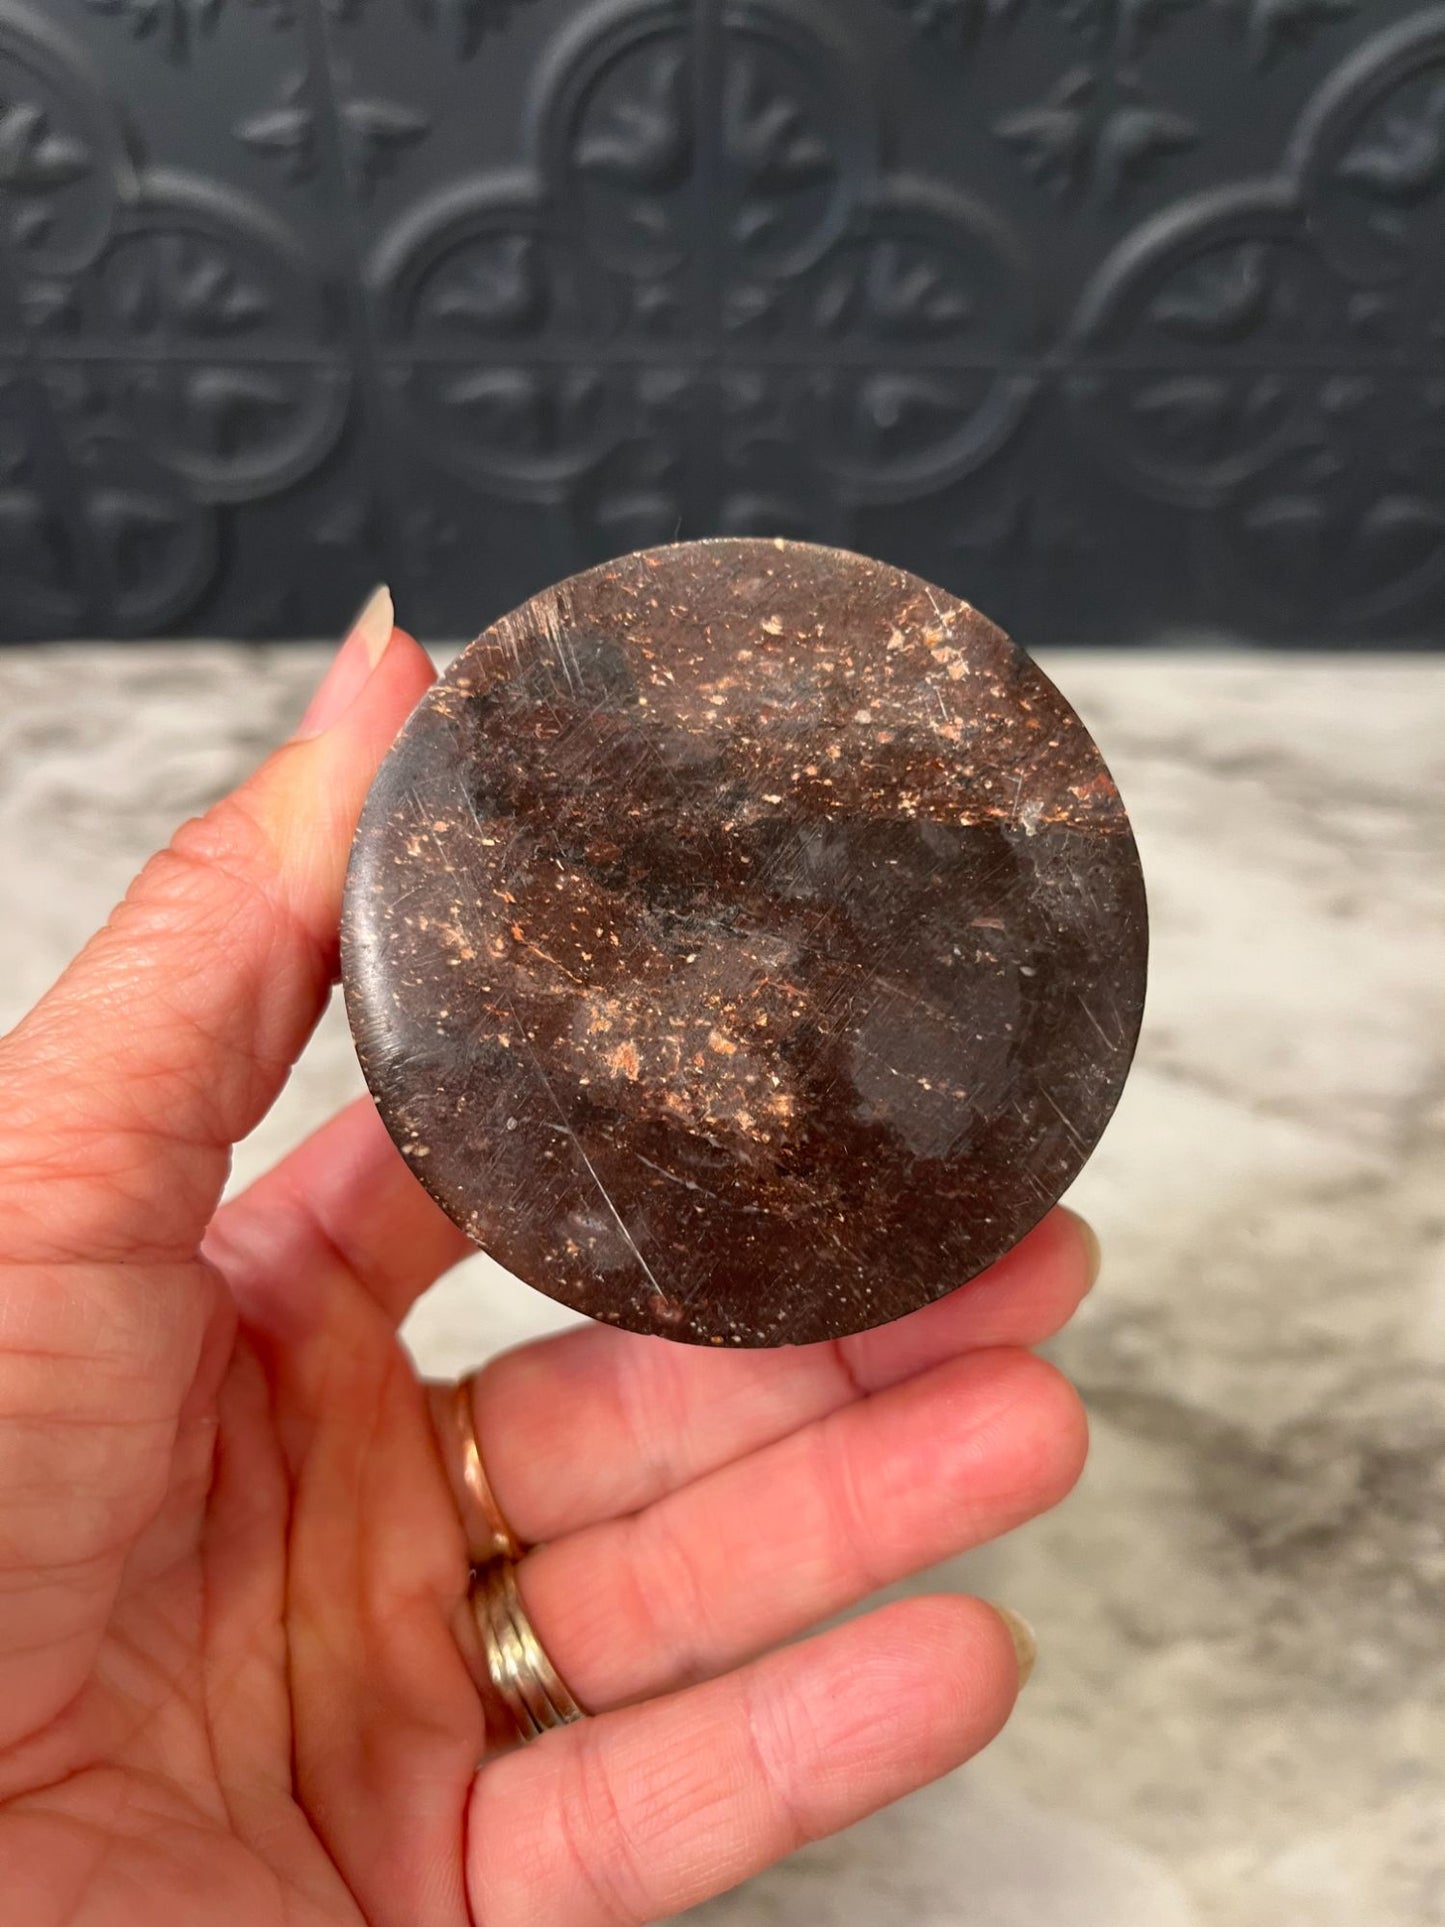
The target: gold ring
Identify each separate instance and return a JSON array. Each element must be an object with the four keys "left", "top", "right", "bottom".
[
  {"left": 449, "top": 1378, "right": 524, "bottom": 1566},
  {"left": 472, "top": 1558, "right": 586, "bottom": 1742}
]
